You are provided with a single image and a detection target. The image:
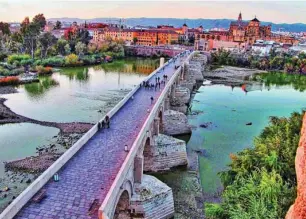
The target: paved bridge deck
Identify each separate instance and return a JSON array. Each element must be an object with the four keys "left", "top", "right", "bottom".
[{"left": 14, "top": 54, "right": 189, "bottom": 219}]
